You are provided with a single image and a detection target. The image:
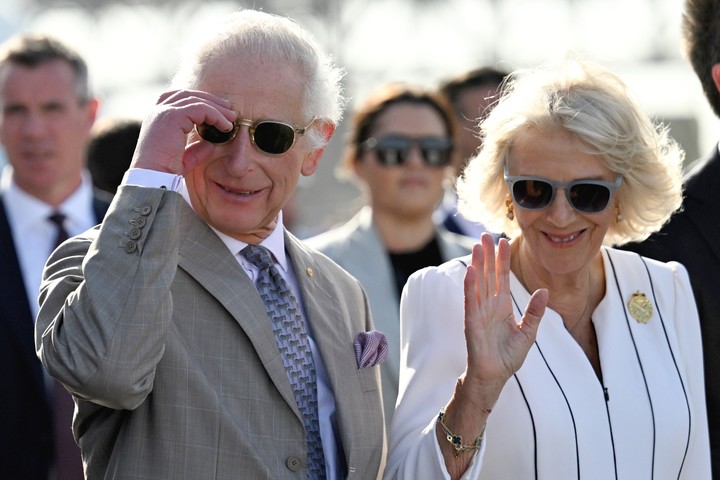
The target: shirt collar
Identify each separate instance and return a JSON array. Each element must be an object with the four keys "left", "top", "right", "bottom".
[
  {"left": 0, "top": 165, "right": 95, "bottom": 233},
  {"left": 177, "top": 178, "right": 288, "bottom": 272}
]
